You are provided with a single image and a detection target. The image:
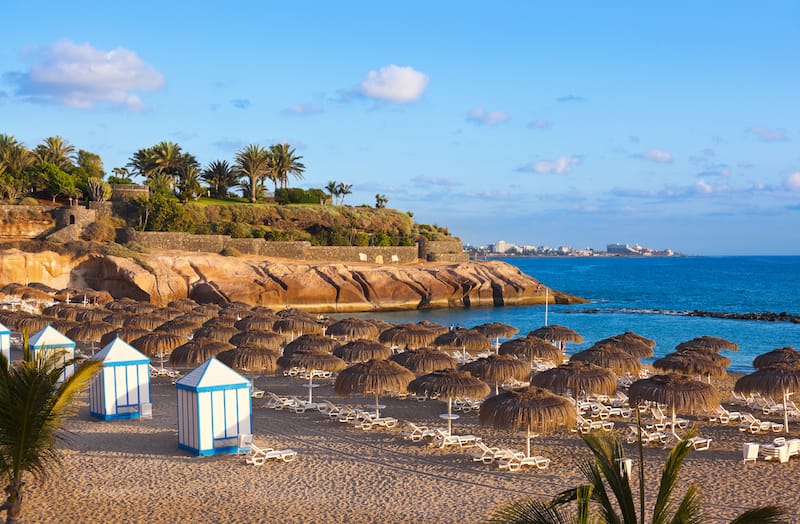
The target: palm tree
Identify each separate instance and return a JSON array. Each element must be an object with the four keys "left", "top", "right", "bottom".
[
  {"left": 325, "top": 181, "right": 339, "bottom": 205},
  {"left": 177, "top": 164, "right": 202, "bottom": 202},
  {"left": 127, "top": 147, "right": 157, "bottom": 180},
  {"left": 486, "top": 430, "right": 788, "bottom": 524},
  {"left": 0, "top": 343, "right": 101, "bottom": 524},
  {"left": 269, "top": 143, "right": 305, "bottom": 190},
  {"left": 34, "top": 136, "right": 76, "bottom": 170},
  {"left": 337, "top": 182, "right": 352, "bottom": 205},
  {"left": 234, "top": 144, "right": 271, "bottom": 203},
  {"left": 202, "top": 160, "right": 239, "bottom": 199},
  {"left": 375, "top": 194, "right": 388, "bottom": 208}
]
